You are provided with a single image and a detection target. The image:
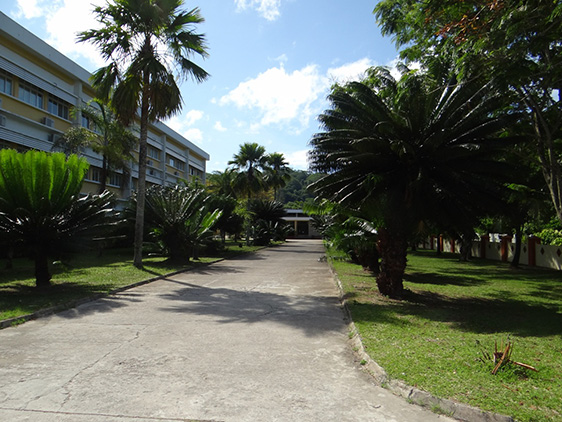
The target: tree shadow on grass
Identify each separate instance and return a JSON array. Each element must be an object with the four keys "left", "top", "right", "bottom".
[
  {"left": 350, "top": 289, "right": 562, "bottom": 338},
  {"left": 404, "top": 271, "right": 487, "bottom": 287}
]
